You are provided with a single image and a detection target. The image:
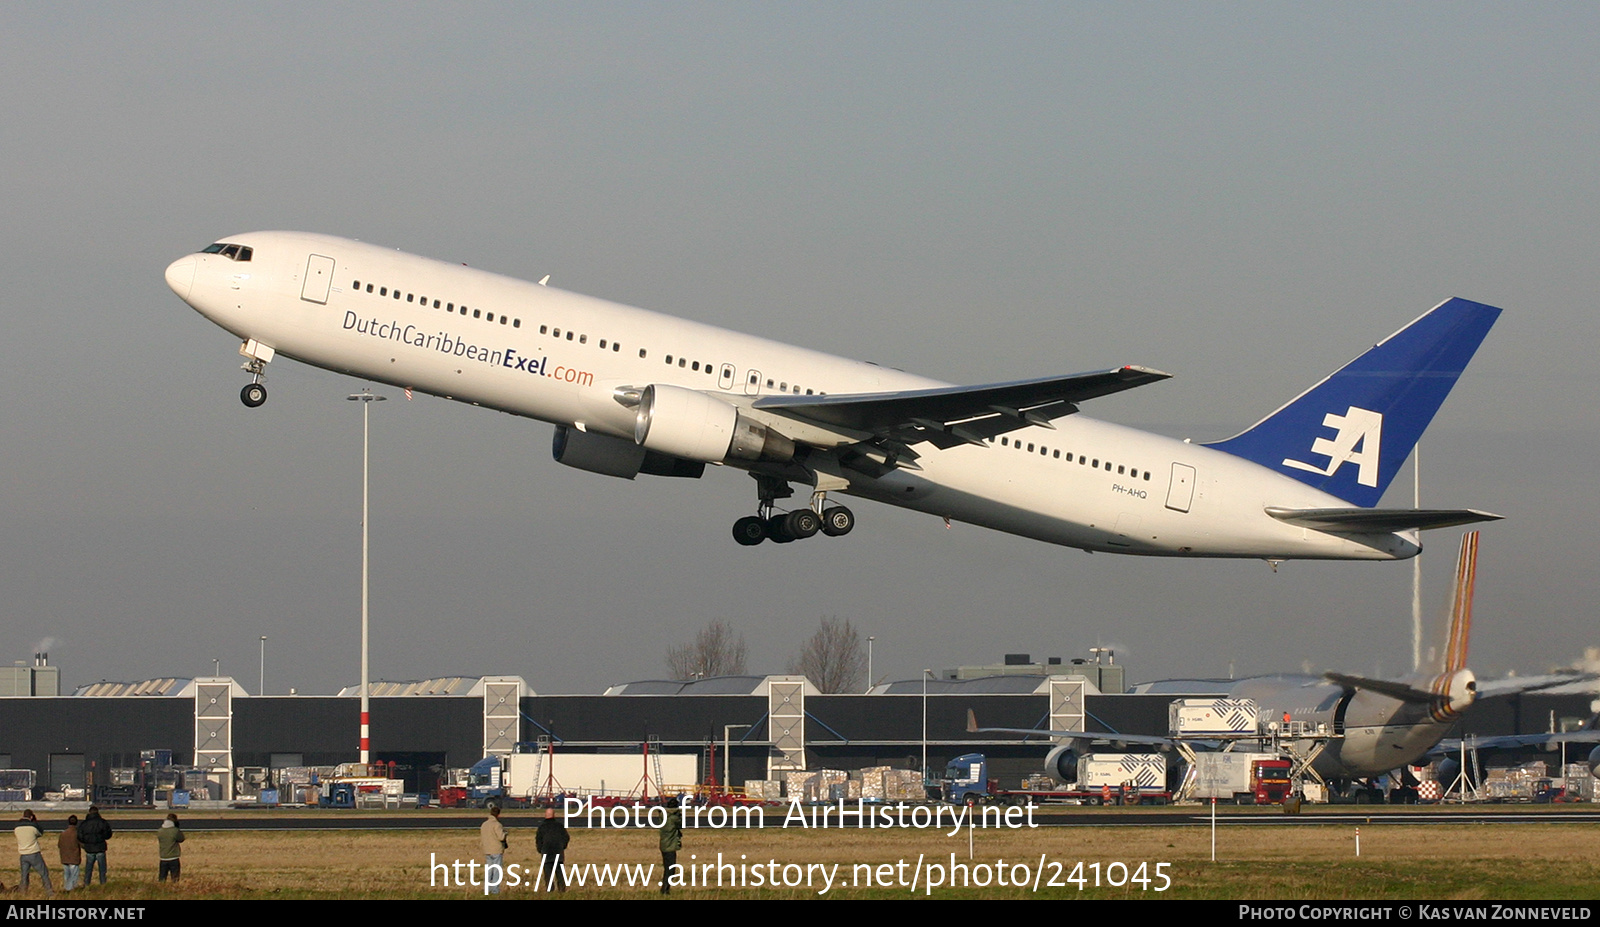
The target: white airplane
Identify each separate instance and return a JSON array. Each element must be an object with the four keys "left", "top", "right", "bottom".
[
  {"left": 973, "top": 533, "right": 1593, "bottom": 789},
  {"left": 166, "top": 231, "right": 1502, "bottom": 560}
]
